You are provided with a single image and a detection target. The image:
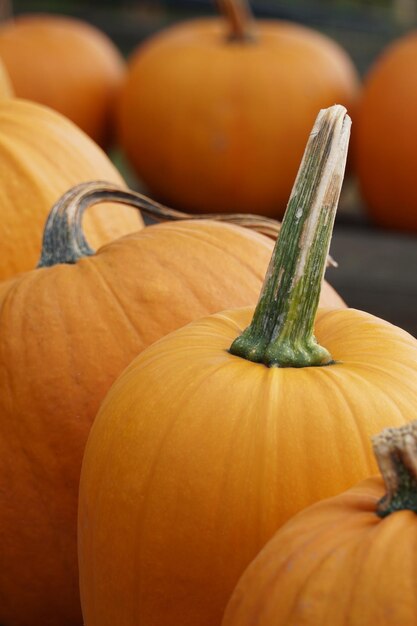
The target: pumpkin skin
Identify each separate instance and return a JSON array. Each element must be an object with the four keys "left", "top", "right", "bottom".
[
  {"left": 0, "top": 98, "right": 142, "bottom": 281},
  {"left": 0, "top": 56, "right": 12, "bottom": 97},
  {"left": 117, "top": 18, "right": 359, "bottom": 217},
  {"left": 355, "top": 31, "right": 417, "bottom": 231},
  {"left": 78, "top": 306, "right": 417, "bottom": 626},
  {"left": 0, "top": 14, "right": 125, "bottom": 146},
  {"left": 0, "top": 217, "right": 343, "bottom": 626},
  {"left": 222, "top": 477, "right": 415, "bottom": 625}
]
